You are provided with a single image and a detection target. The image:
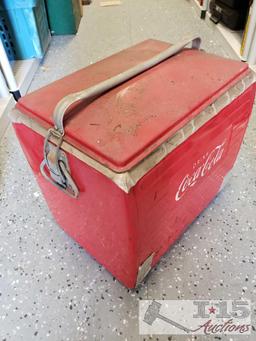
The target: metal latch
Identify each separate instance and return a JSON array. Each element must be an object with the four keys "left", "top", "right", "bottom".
[{"left": 40, "top": 128, "right": 79, "bottom": 198}]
